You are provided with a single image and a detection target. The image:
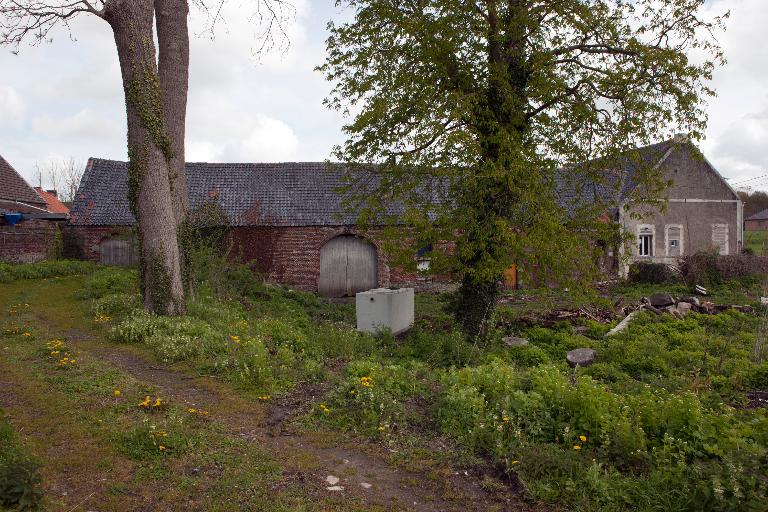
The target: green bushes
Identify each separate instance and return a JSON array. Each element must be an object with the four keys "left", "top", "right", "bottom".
[
  {"left": 0, "top": 417, "right": 42, "bottom": 511},
  {"left": 0, "top": 260, "right": 96, "bottom": 283},
  {"left": 437, "top": 362, "right": 768, "bottom": 510},
  {"left": 628, "top": 261, "right": 680, "bottom": 284},
  {"left": 680, "top": 251, "right": 768, "bottom": 286},
  {"left": 322, "top": 359, "right": 431, "bottom": 436}
]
